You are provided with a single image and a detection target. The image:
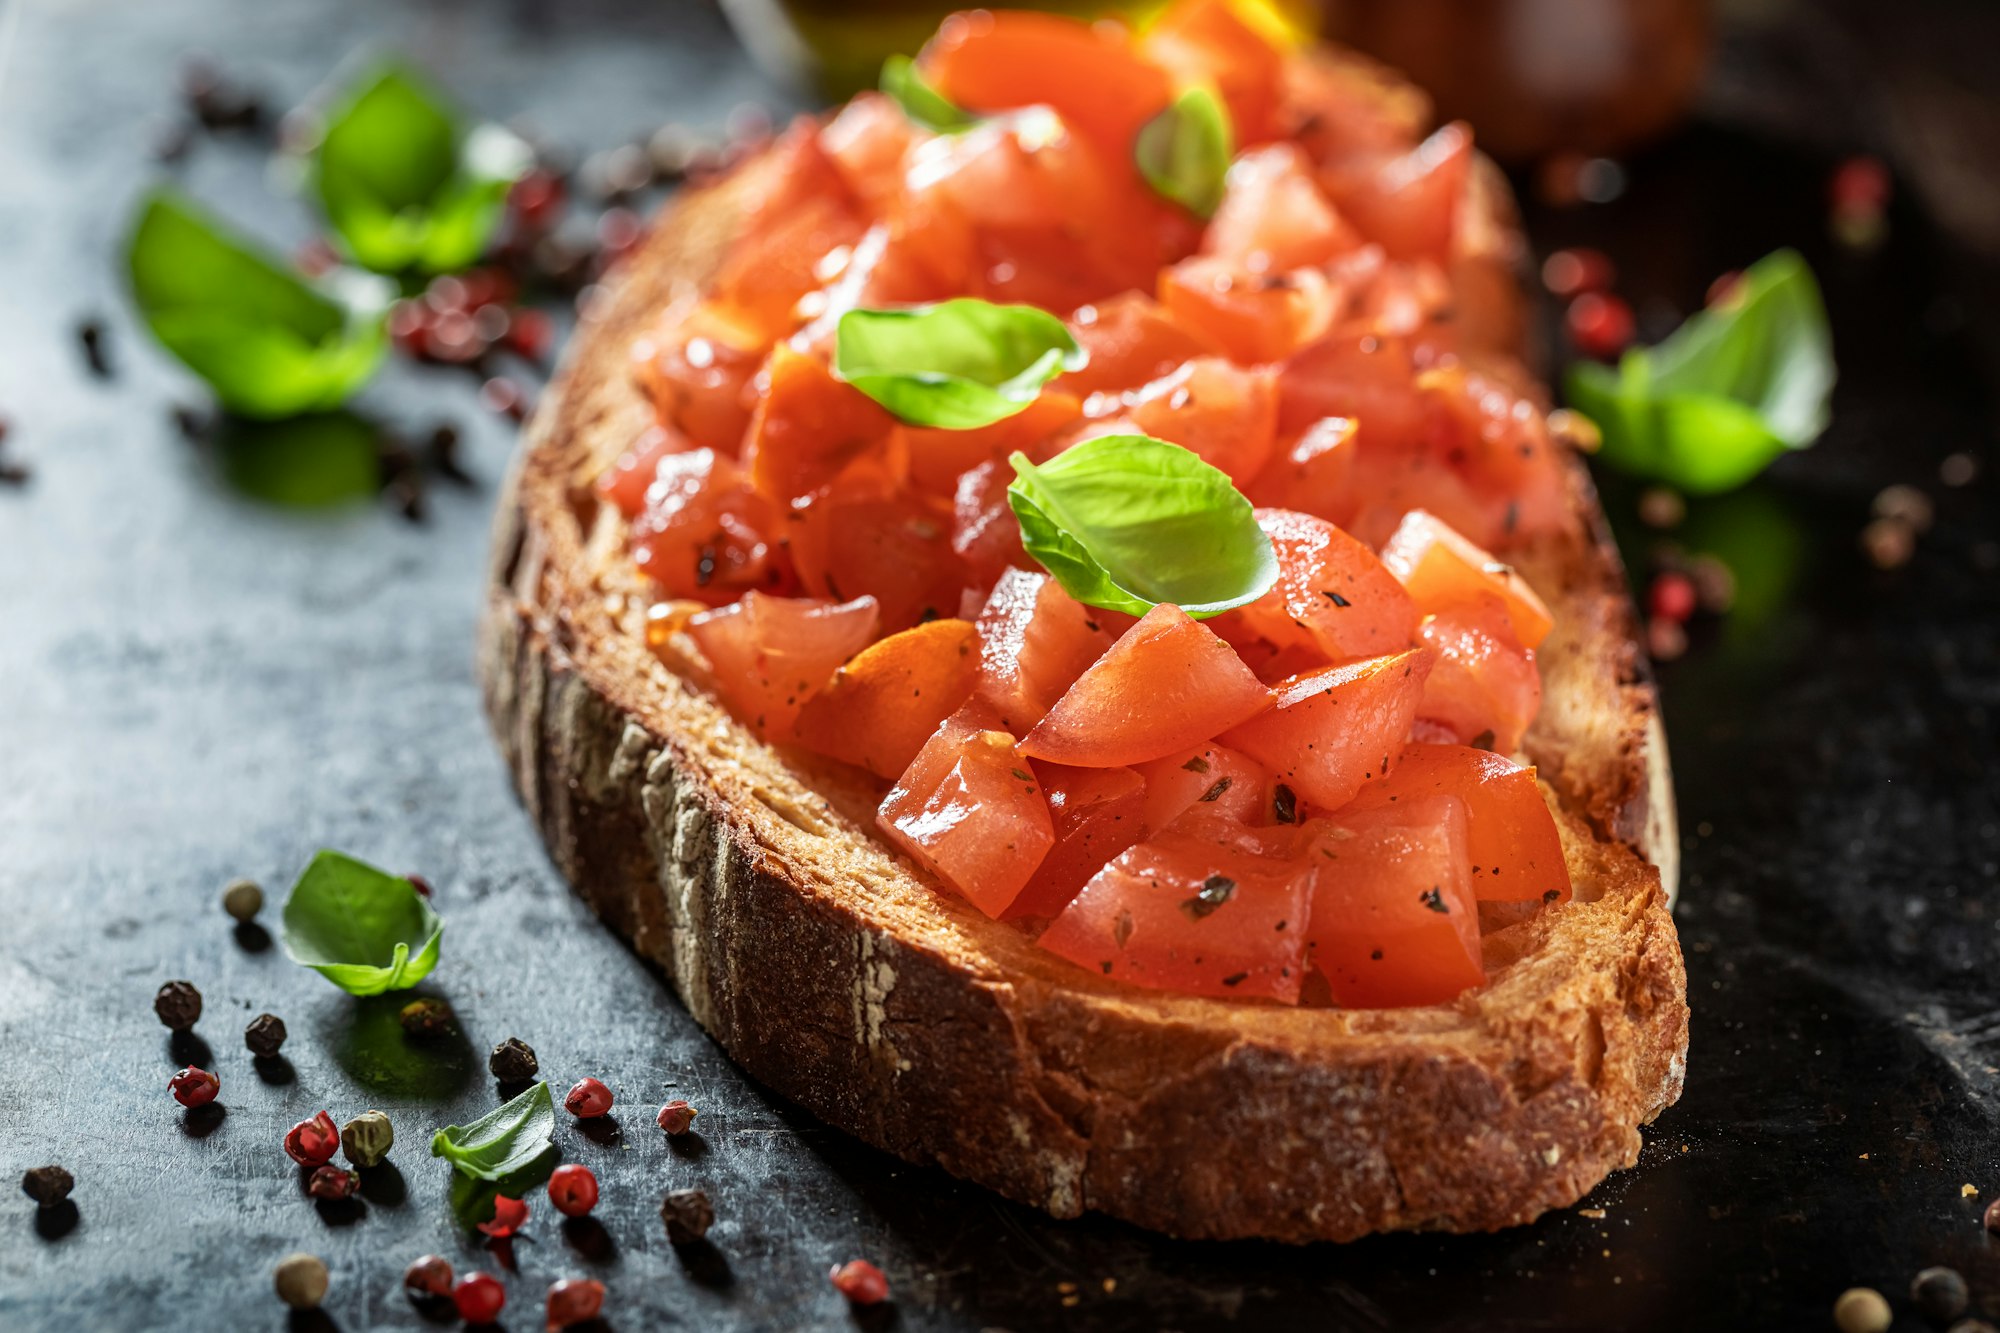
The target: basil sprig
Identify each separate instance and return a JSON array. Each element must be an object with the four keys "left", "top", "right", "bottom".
[
  {"left": 126, "top": 190, "right": 391, "bottom": 420},
  {"left": 280, "top": 850, "right": 443, "bottom": 996},
  {"left": 1007, "top": 434, "right": 1277, "bottom": 619},
  {"left": 834, "top": 299, "right": 1086, "bottom": 430},
  {"left": 314, "top": 64, "right": 532, "bottom": 275},
  {"left": 431, "top": 1081, "right": 559, "bottom": 1182},
  {"left": 1135, "top": 86, "right": 1233, "bottom": 219},
  {"left": 880, "top": 54, "right": 977, "bottom": 132},
  {"left": 1566, "top": 249, "right": 1835, "bottom": 494}
]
